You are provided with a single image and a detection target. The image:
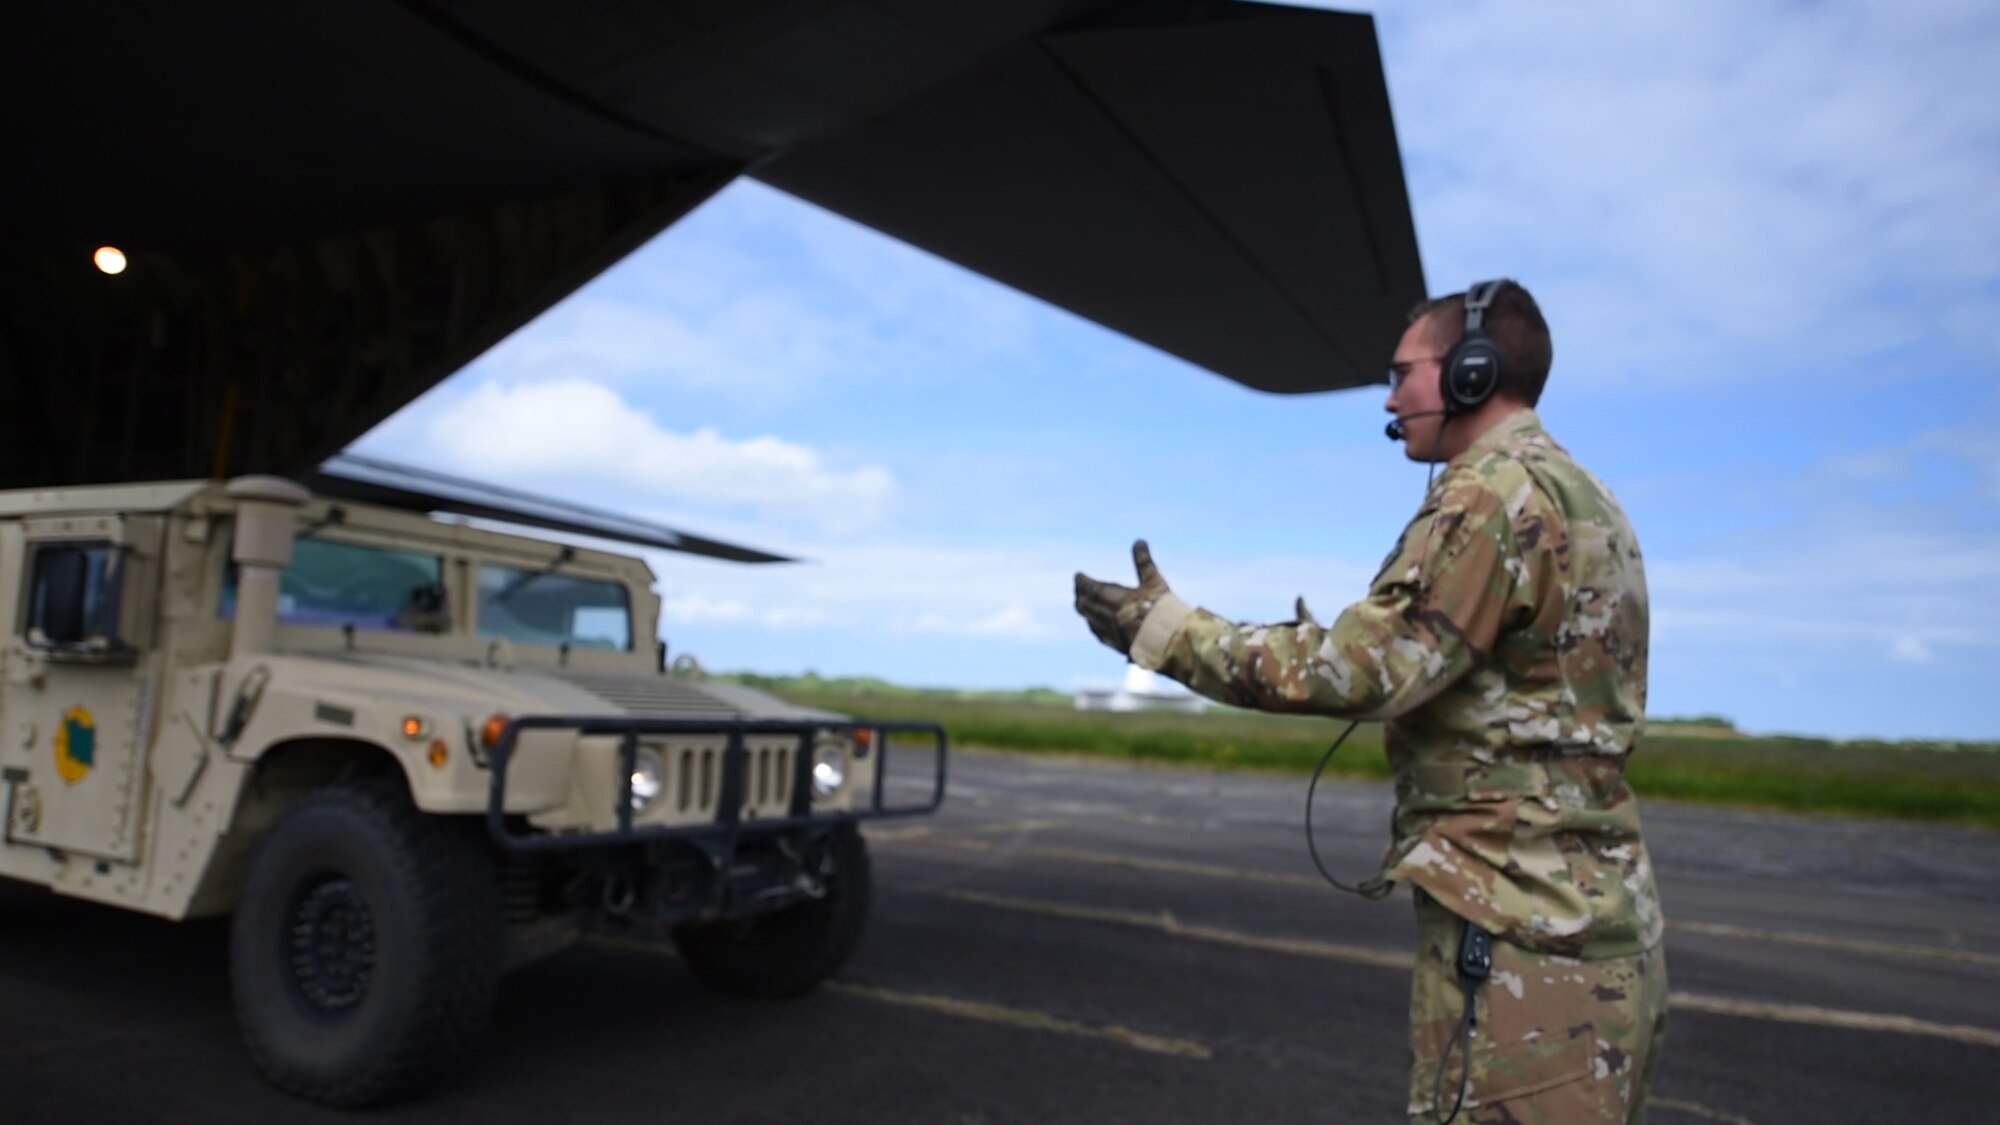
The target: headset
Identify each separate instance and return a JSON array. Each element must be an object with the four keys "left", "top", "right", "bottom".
[
  {"left": 1383, "top": 279, "right": 1509, "bottom": 443},
  {"left": 1441, "top": 279, "right": 1507, "bottom": 416}
]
